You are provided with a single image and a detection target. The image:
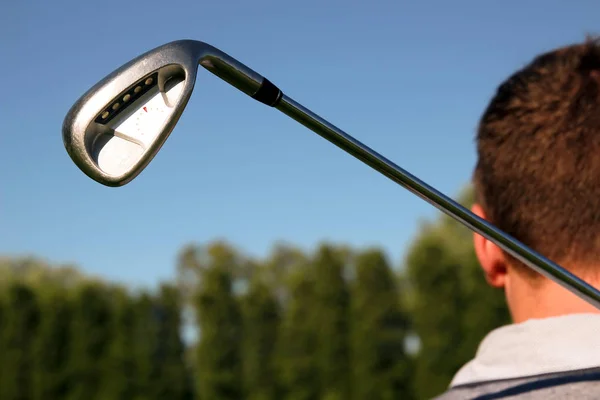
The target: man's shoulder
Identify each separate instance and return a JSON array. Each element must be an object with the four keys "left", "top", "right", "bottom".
[
  {"left": 434, "top": 367, "right": 600, "bottom": 400},
  {"left": 441, "top": 314, "right": 600, "bottom": 397}
]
